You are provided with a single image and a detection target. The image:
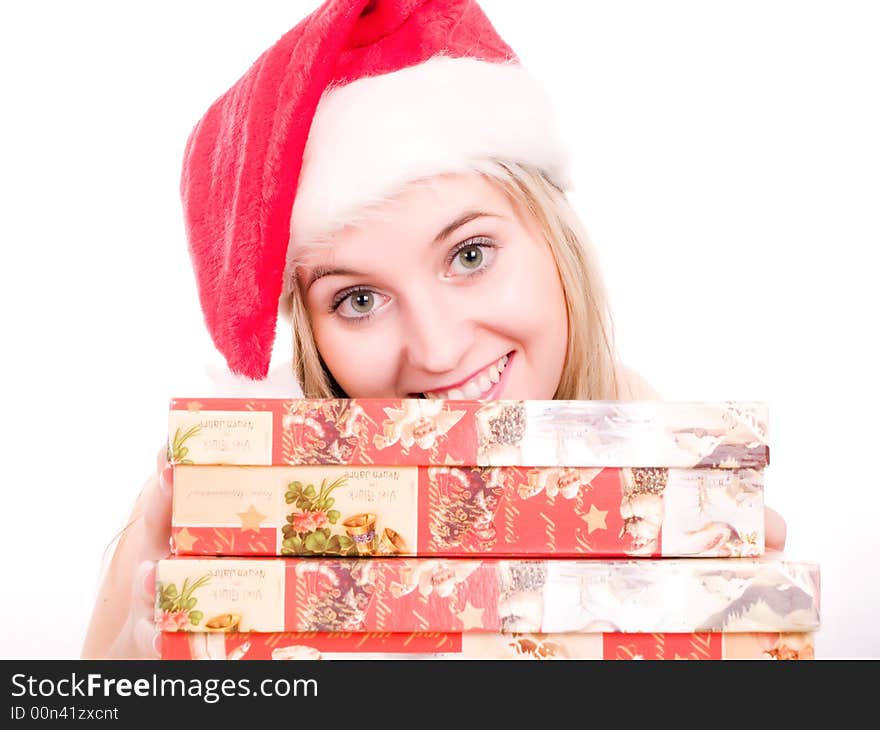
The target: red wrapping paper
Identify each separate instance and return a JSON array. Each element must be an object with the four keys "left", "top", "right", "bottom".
[
  {"left": 161, "top": 630, "right": 815, "bottom": 660},
  {"left": 168, "top": 398, "right": 769, "bottom": 468},
  {"left": 171, "top": 464, "right": 764, "bottom": 558},
  {"left": 155, "top": 555, "right": 819, "bottom": 635}
]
